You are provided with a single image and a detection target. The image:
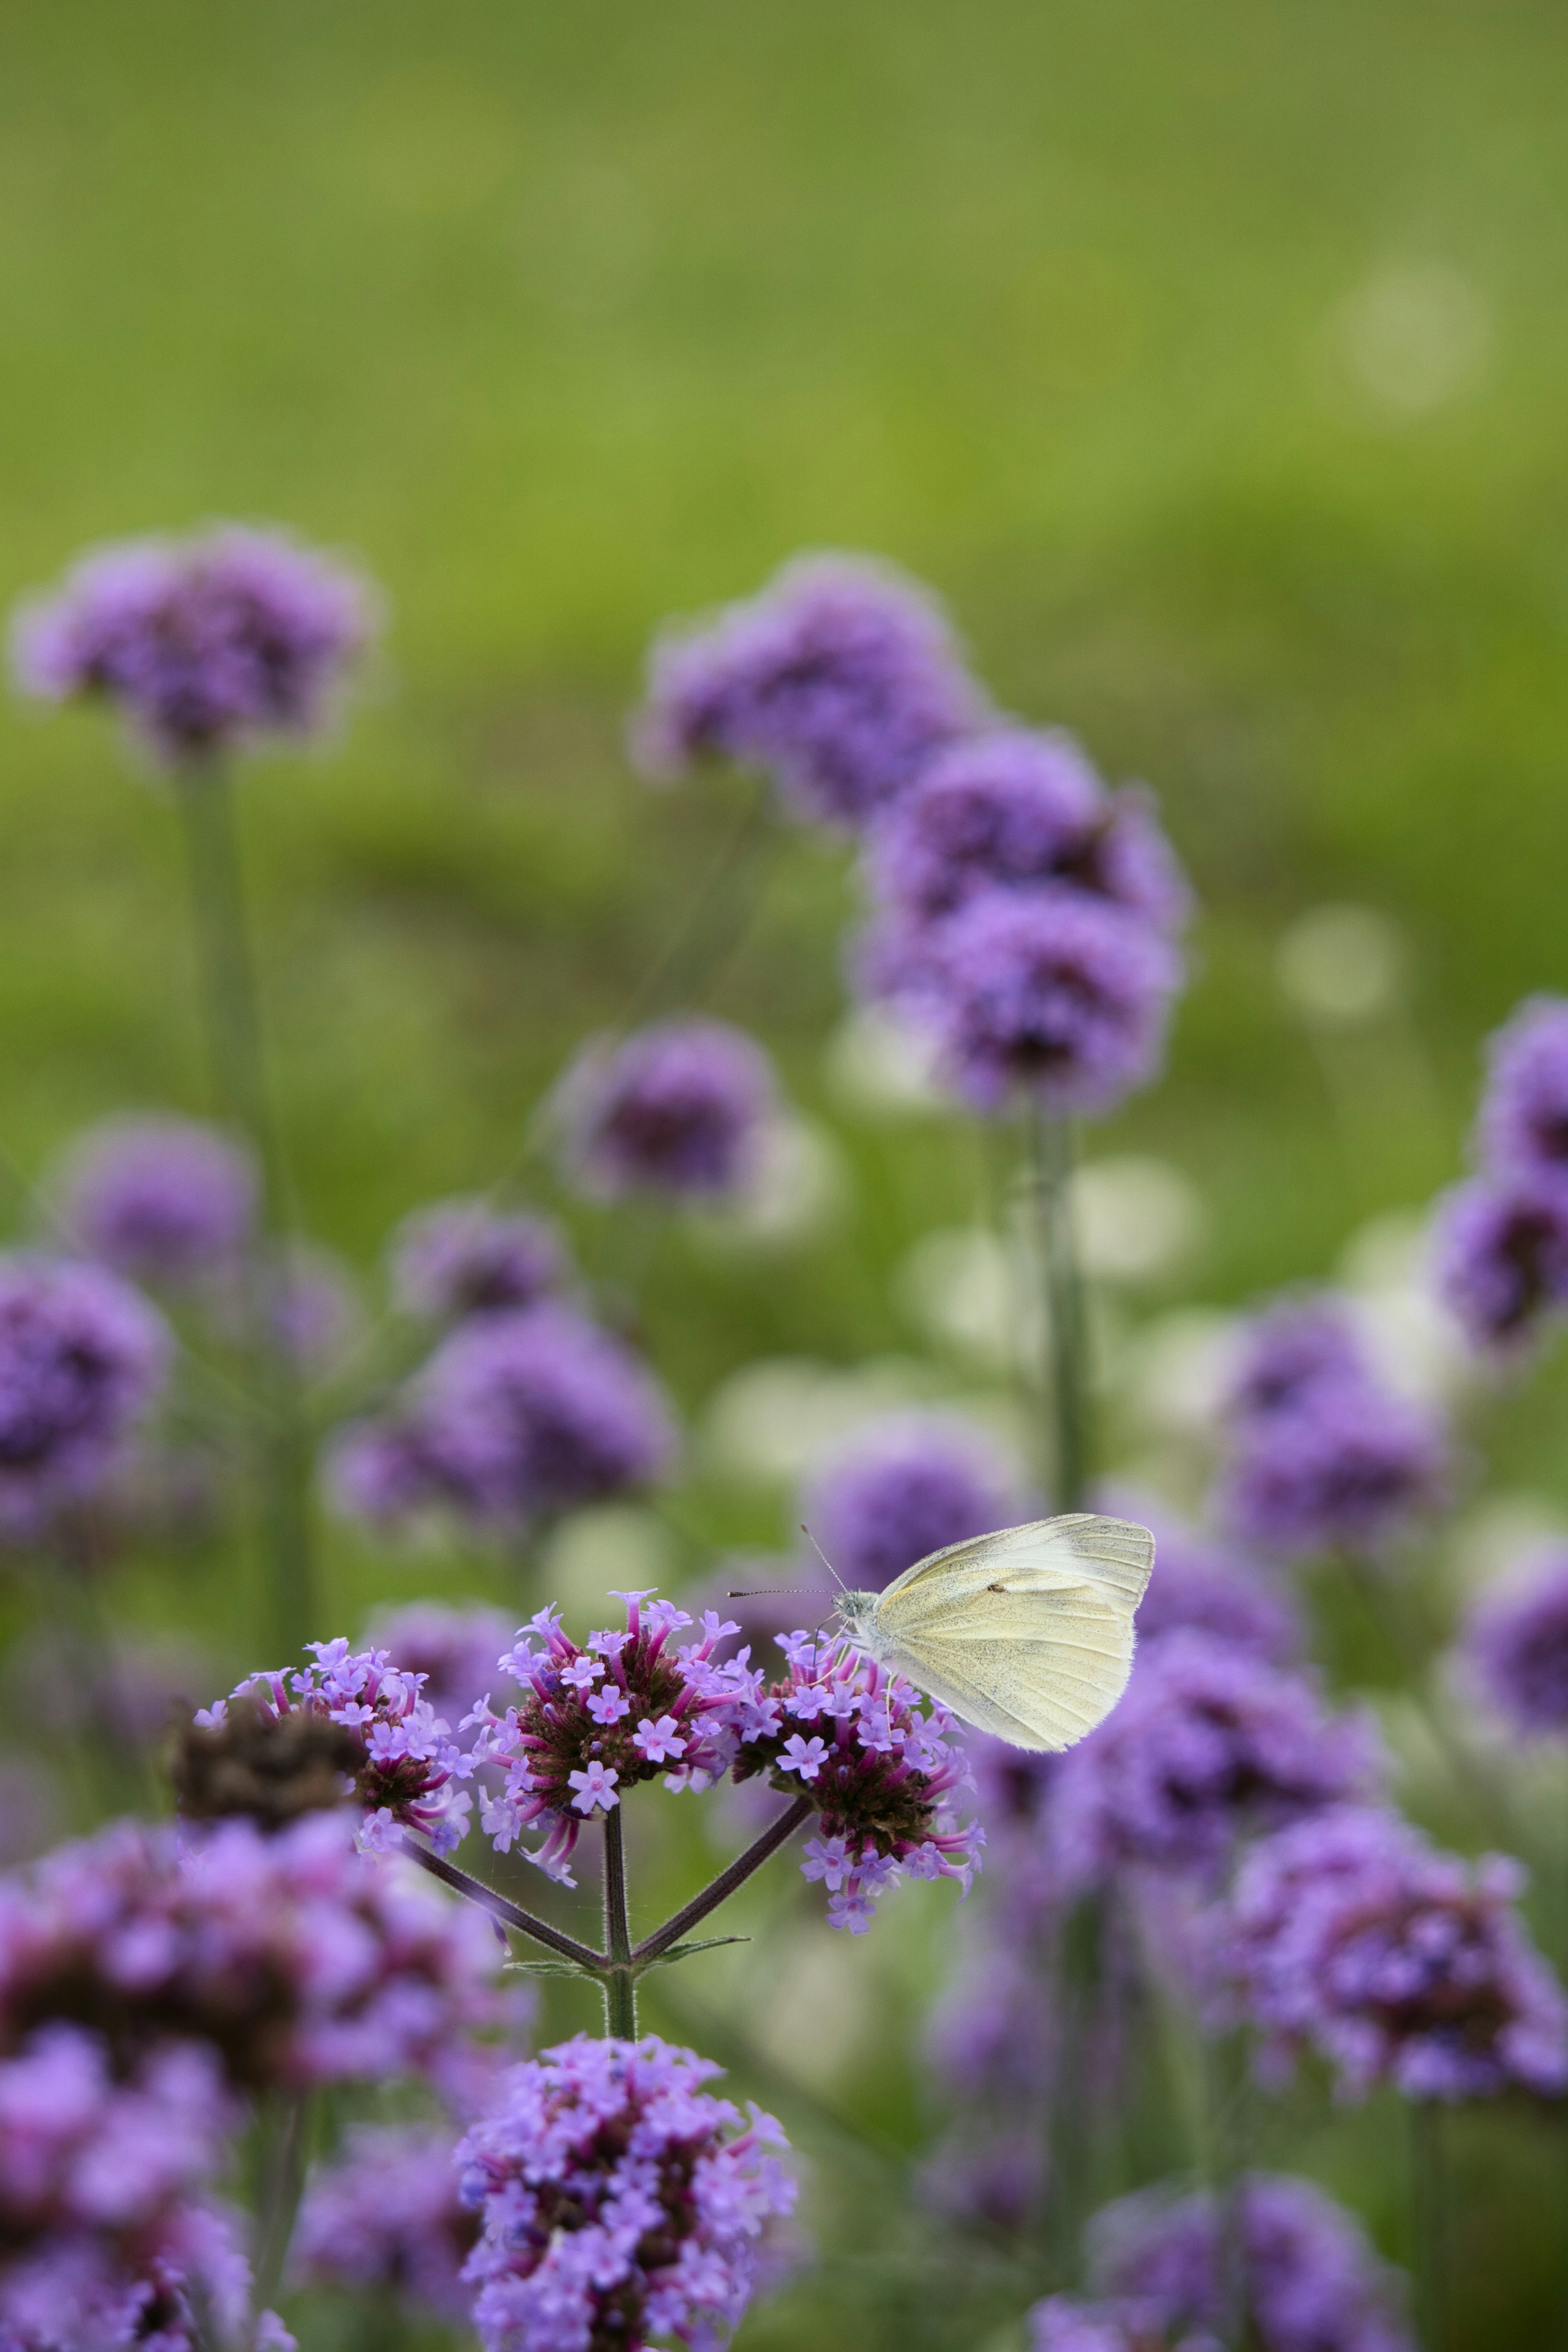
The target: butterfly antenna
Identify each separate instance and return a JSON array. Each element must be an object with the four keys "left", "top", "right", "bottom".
[
  {"left": 726, "top": 1588, "right": 809, "bottom": 1600},
  {"left": 800, "top": 1523, "right": 850, "bottom": 1597}
]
